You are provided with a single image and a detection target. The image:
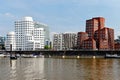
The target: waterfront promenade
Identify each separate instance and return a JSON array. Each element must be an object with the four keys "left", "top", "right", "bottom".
[{"left": 1, "top": 50, "right": 120, "bottom": 58}]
